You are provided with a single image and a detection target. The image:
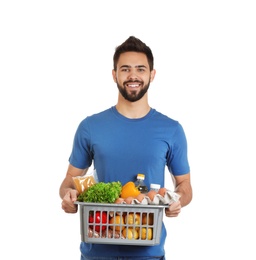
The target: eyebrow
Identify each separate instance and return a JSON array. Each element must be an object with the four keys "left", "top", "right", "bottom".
[{"left": 120, "top": 65, "right": 147, "bottom": 69}]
